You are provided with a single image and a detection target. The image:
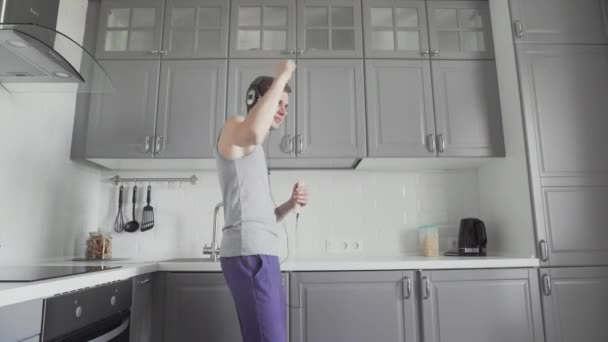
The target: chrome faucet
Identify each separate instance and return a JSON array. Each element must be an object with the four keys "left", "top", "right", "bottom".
[{"left": 203, "top": 202, "right": 223, "bottom": 261}]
